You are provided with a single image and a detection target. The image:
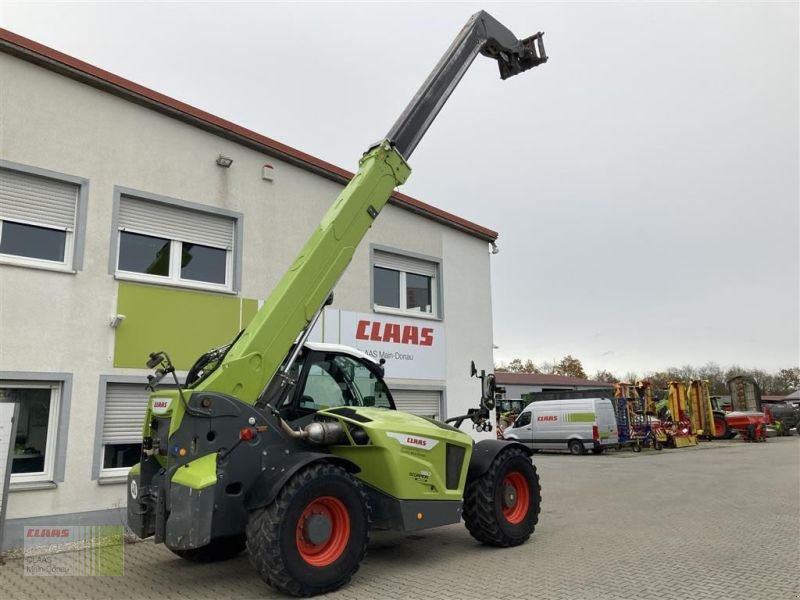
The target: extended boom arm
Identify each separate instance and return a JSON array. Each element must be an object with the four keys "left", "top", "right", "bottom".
[{"left": 193, "top": 11, "right": 547, "bottom": 403}]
